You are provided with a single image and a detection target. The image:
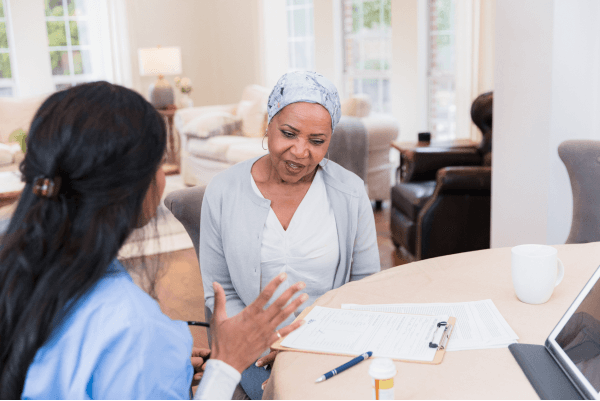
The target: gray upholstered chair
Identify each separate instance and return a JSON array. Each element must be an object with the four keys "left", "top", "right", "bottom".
[
  {"left": 163, "top": 185, "right": 211, "bottom": 337},
  {"left": 558, "top": 140, "right": 600, "bottom": 244},
  {"left": 328, "top": 115, "right": 368, "bottom": 182}
]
